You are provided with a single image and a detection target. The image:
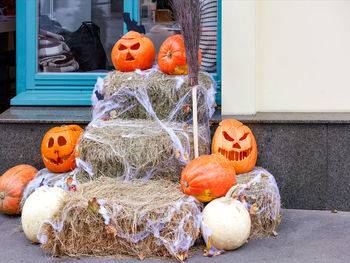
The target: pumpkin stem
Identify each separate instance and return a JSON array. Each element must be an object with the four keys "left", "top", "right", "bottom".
[
  {"left": 167, "top": 51, "right": 172, "bottom": 59},
  {"left": 184, "top": 181, "right": 189, "bottom": 188},
  {"left": 0, "top": 191, "right": 5, "bottom": 200}
]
